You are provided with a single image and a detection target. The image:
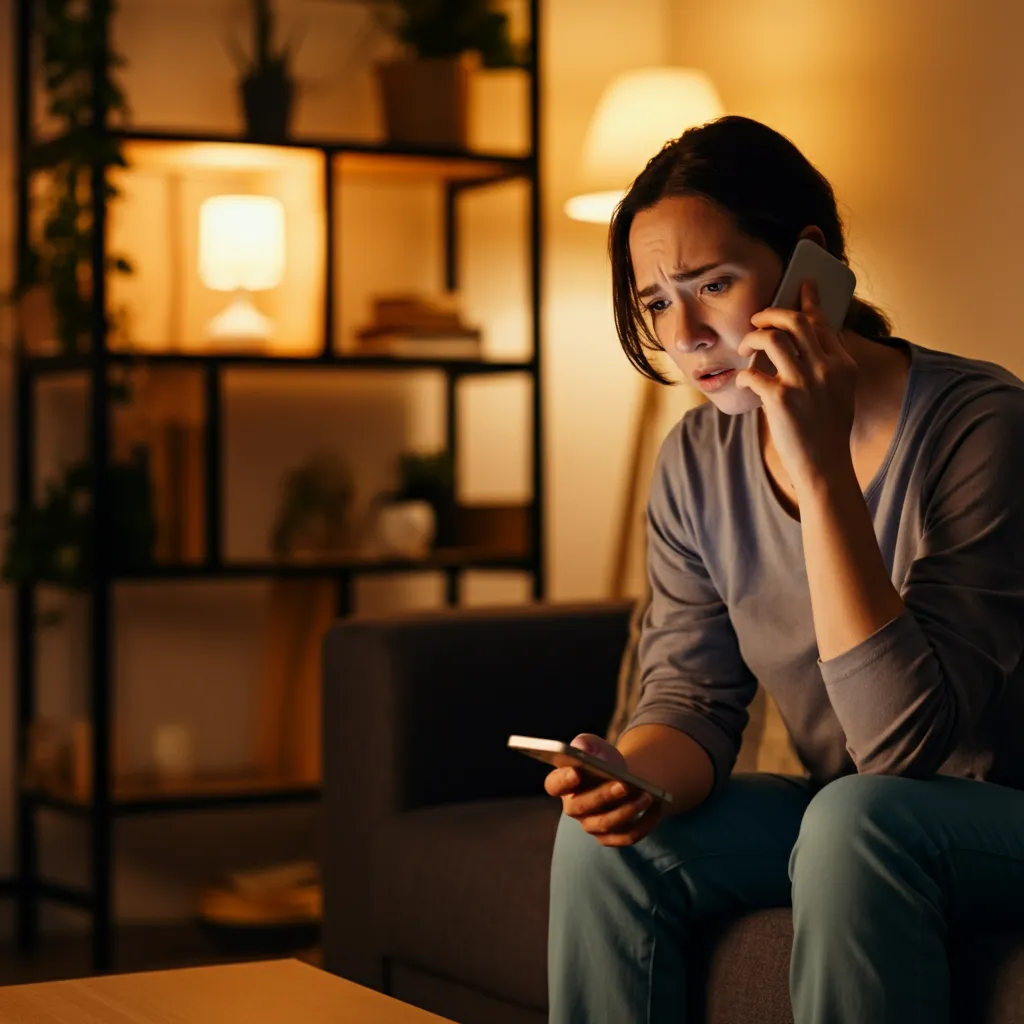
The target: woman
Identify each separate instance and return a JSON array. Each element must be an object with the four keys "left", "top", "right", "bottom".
[{"left": 545, "top": 115, "right": 1024, "bottom": 1024}]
